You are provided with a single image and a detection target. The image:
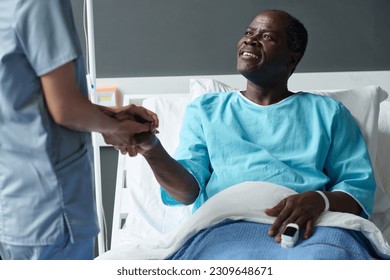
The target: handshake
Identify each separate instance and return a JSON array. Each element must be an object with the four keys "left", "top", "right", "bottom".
[{"left": 98, "top": 104, "right": 159, "bottom": 157}]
